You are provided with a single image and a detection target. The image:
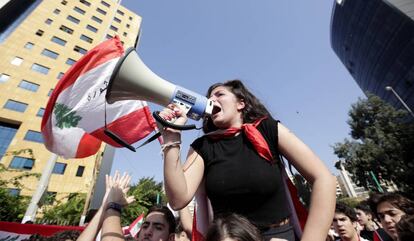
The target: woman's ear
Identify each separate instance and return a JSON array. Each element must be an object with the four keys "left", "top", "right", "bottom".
[{"left": 237, "top": 99, "right": 245, "bottom": 111}]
